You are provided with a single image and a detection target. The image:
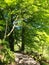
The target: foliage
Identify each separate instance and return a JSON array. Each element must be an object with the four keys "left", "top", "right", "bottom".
[
  {"left": 0, "top": 0, "right": 49, "bottom": 65},
  {"left": 0, "top": 39, "right": 15, "bottom": 65}
]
